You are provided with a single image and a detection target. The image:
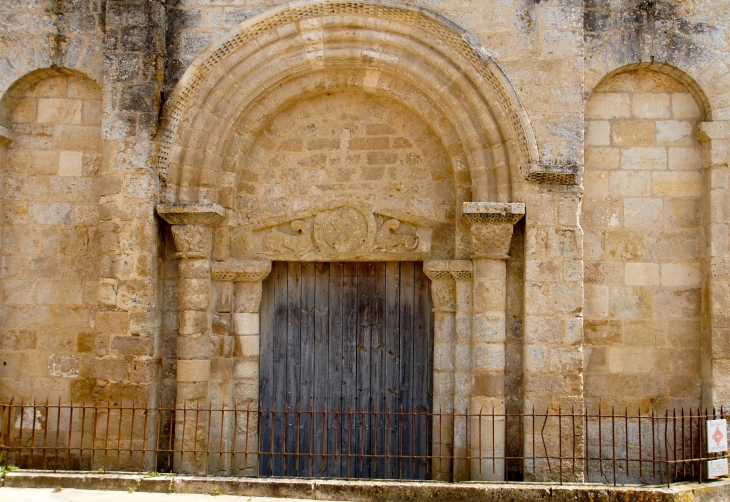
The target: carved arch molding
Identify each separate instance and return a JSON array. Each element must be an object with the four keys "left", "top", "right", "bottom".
[{"left": 159, "top": 0, "right": 539, "bottom": 210}]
